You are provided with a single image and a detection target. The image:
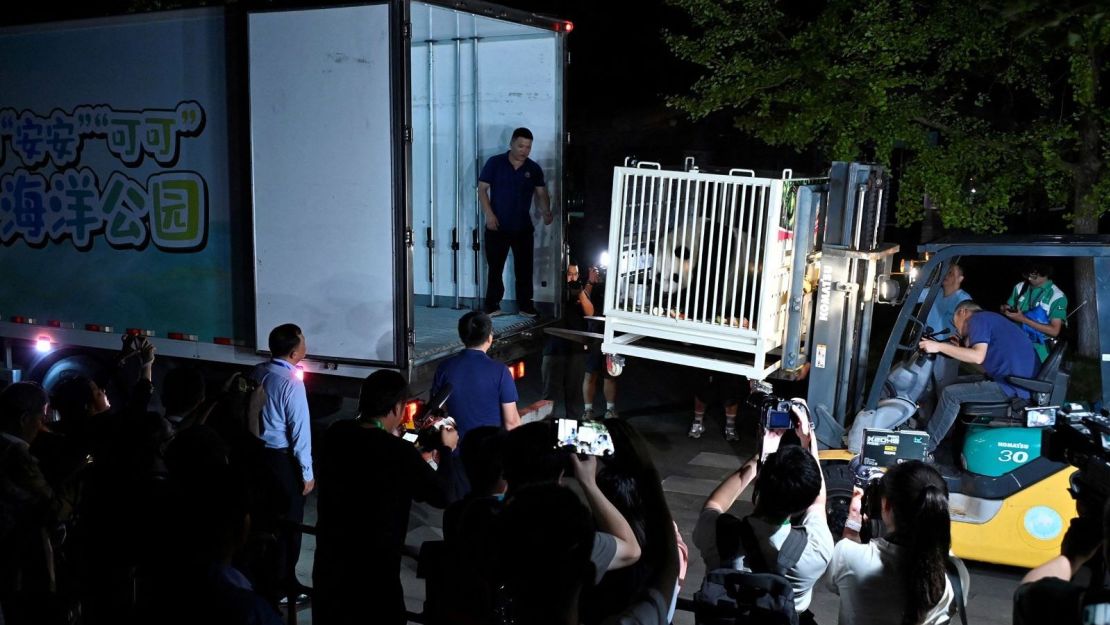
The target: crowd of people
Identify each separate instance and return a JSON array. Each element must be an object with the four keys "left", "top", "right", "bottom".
[{"left": 0, "top": 257, "right": 1098, "bottom": 625}]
